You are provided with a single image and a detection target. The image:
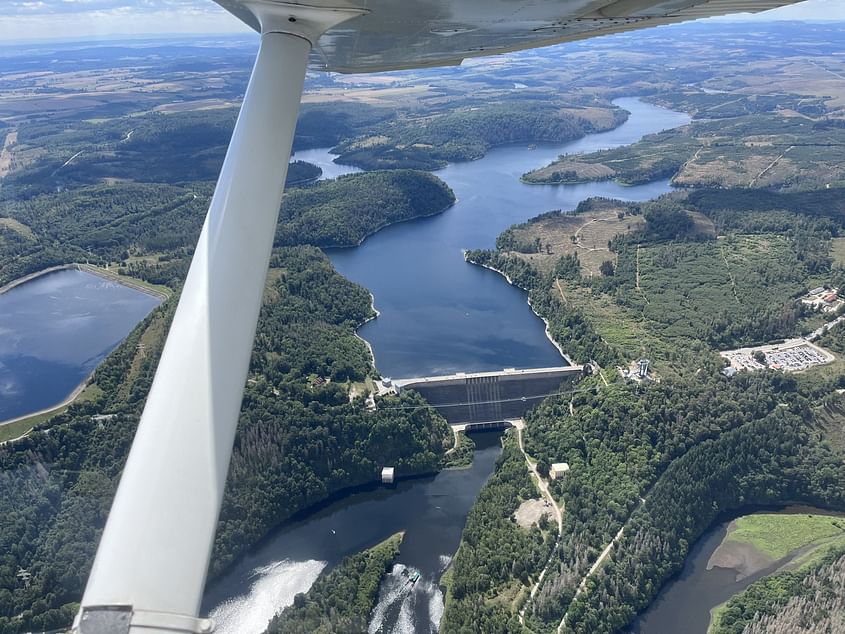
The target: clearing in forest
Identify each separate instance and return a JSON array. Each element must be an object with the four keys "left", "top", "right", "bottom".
[{"left": 503, "top": 205, "right": 645, "bottom": 277}]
